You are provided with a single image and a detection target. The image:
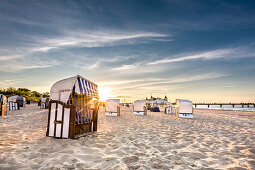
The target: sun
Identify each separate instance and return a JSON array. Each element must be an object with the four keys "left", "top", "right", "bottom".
[{"left": 98, "top": 86, "right": 111, "bottom": 102}]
